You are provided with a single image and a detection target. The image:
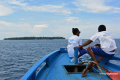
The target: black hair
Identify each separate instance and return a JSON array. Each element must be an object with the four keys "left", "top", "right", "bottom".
[
  {"left": 72, "top": 28, "right": 80, "bottom": 35},
  {"left": 98, "top": 25, "right": 106, "bottom": 31}
]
